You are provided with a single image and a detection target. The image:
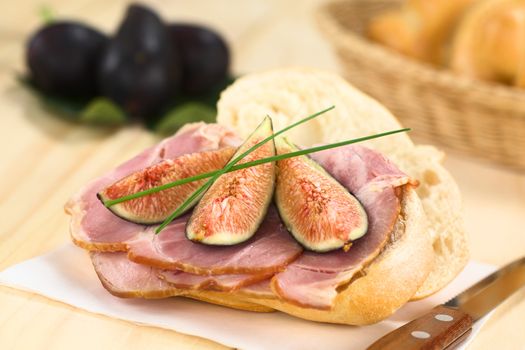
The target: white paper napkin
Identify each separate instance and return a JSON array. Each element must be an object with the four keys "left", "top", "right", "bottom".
[{"left": 0, "top": 244, "right": 495, "bottom": 350}]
